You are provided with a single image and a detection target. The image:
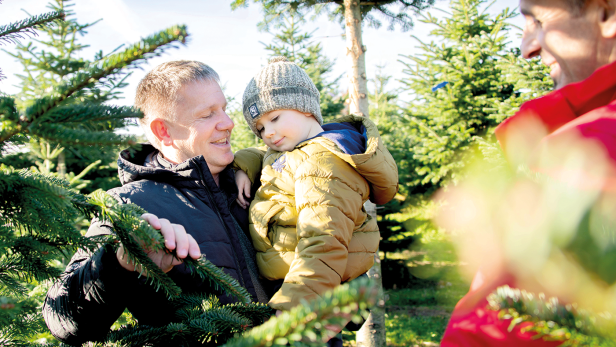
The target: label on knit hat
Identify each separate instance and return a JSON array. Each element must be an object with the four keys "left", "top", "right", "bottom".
[{"left": 248, "top": 103, "right": 260, "bottom": 119}]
